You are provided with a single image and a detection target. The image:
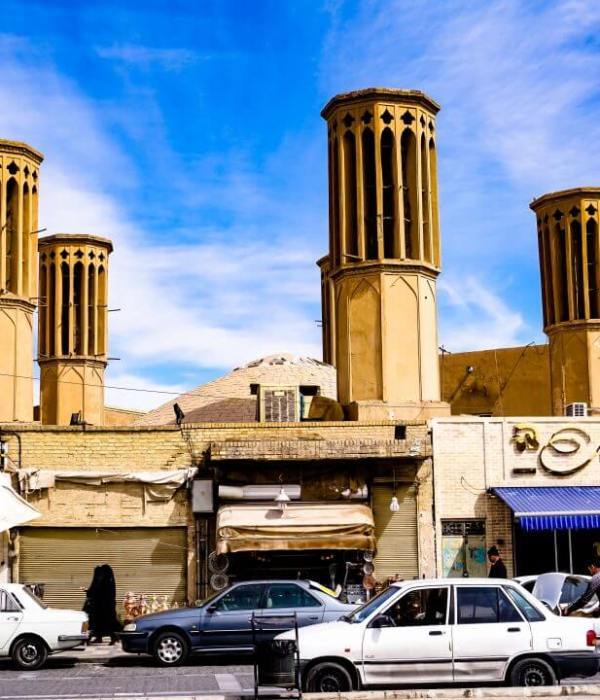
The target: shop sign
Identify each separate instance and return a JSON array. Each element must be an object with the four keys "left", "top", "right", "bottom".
[{"left": 511, "top": 424, "right": 600, "bottom": 476}]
